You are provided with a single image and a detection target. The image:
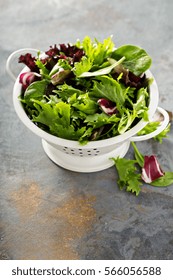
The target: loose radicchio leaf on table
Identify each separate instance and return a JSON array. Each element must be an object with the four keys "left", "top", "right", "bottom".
[{"left": 141, "top": 155, "right": 164, "bottom": 183}]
